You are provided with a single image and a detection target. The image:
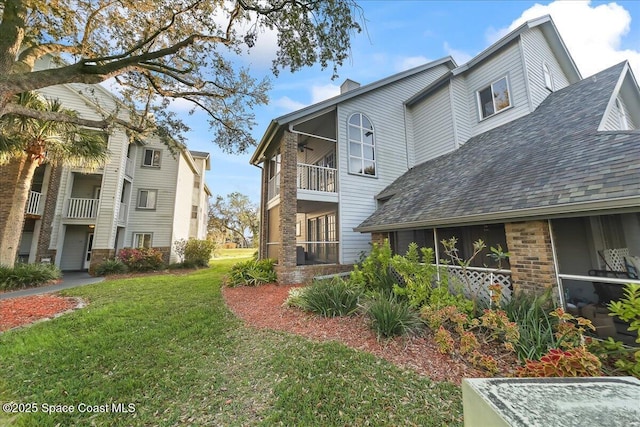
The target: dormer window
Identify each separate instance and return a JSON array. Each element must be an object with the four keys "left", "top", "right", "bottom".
[
  {"left": 477, "top": 76, "right": 511, "bottom": 120},
  {"left": 616, "top": 98, "right": 629, "bottom": 130},
  {"left": 543, "top": 62, "right": 554, "bottom": 91},
  {"left": 348, "top": 113, "right": 376, "bottom": 176}
]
